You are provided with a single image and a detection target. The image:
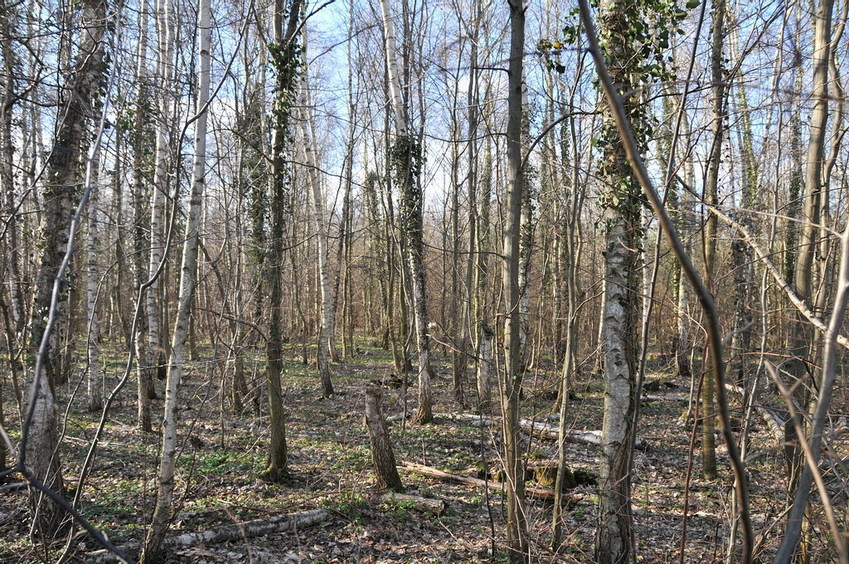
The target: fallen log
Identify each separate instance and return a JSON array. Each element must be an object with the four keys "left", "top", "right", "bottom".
[
  {"left": 724, "top": 383, "right": 785, "bottom": 443},
  {"left": 519, "top": 419, "right": 648, "bottom": 450},
  {"left": 85, "top": 509, "right": 328, "bottom": 561},
  {"left": 163, "top": 508, "right": 328, "bottom": 550},
  {"left": 380, "top": 492, "right": 447, "bottom": 515},
  {"left": 643, "top": 394, "right": 690, "bottom": 403},
  {"left": 399, "top": 461, "right": 581, "bottom": 504}
]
